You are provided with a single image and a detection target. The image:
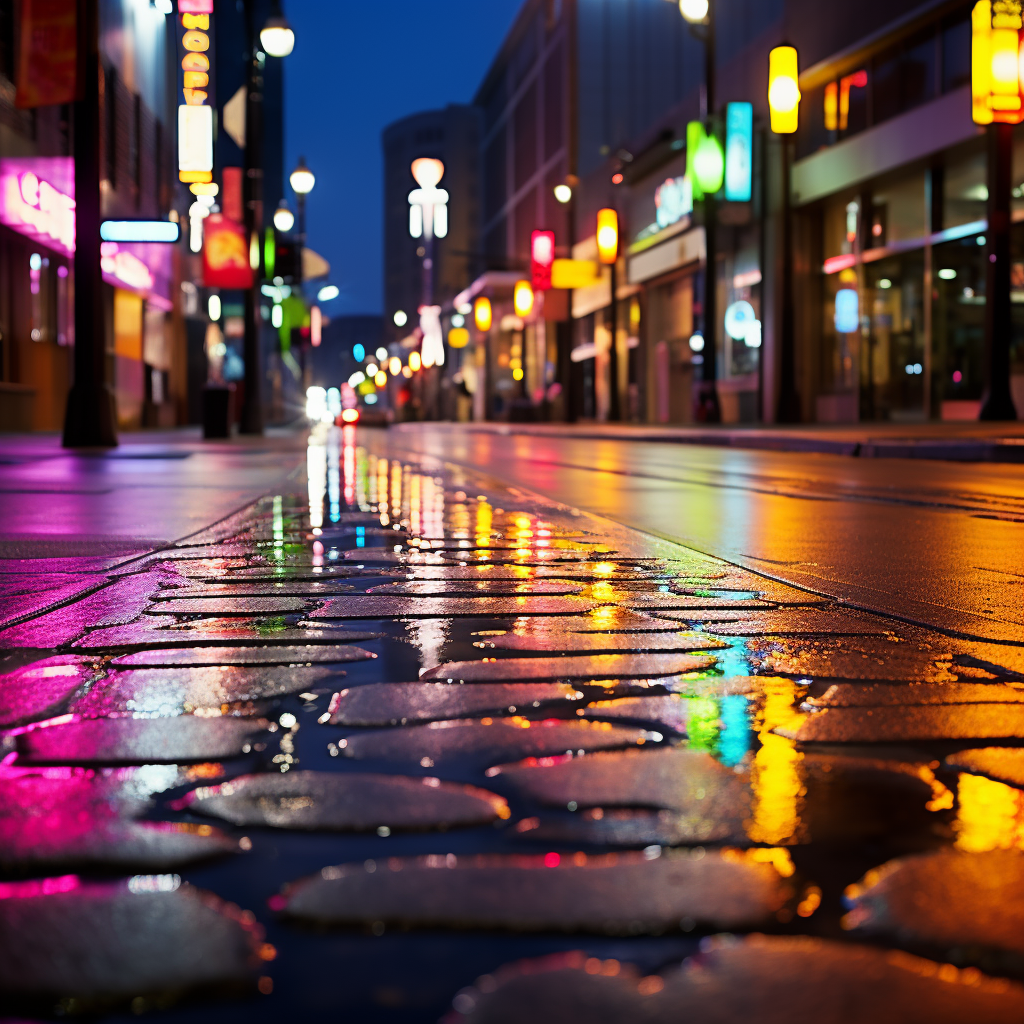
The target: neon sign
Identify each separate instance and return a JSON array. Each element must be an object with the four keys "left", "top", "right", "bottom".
[
  {"left": 0, "top": 170, "right": 75, "bottom": 255},
  {"left": 177, "top": 10, "right": 214, "bottom": 183},
  {"left": 100, "top": 242, "right": 155, "bottom": 293}
]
